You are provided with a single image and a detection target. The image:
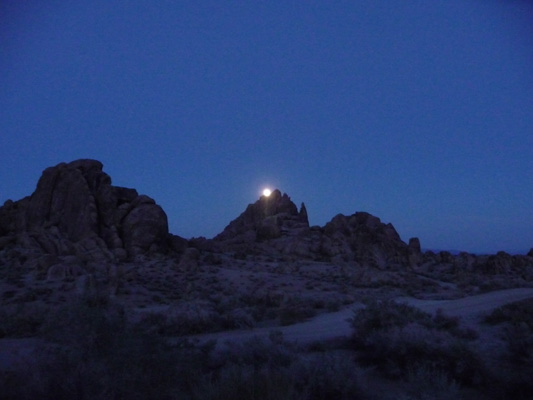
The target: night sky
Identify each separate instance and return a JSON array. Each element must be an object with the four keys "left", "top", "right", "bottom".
[{"left": 1, "top": 1, "right": 532, "bottom": 254}]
